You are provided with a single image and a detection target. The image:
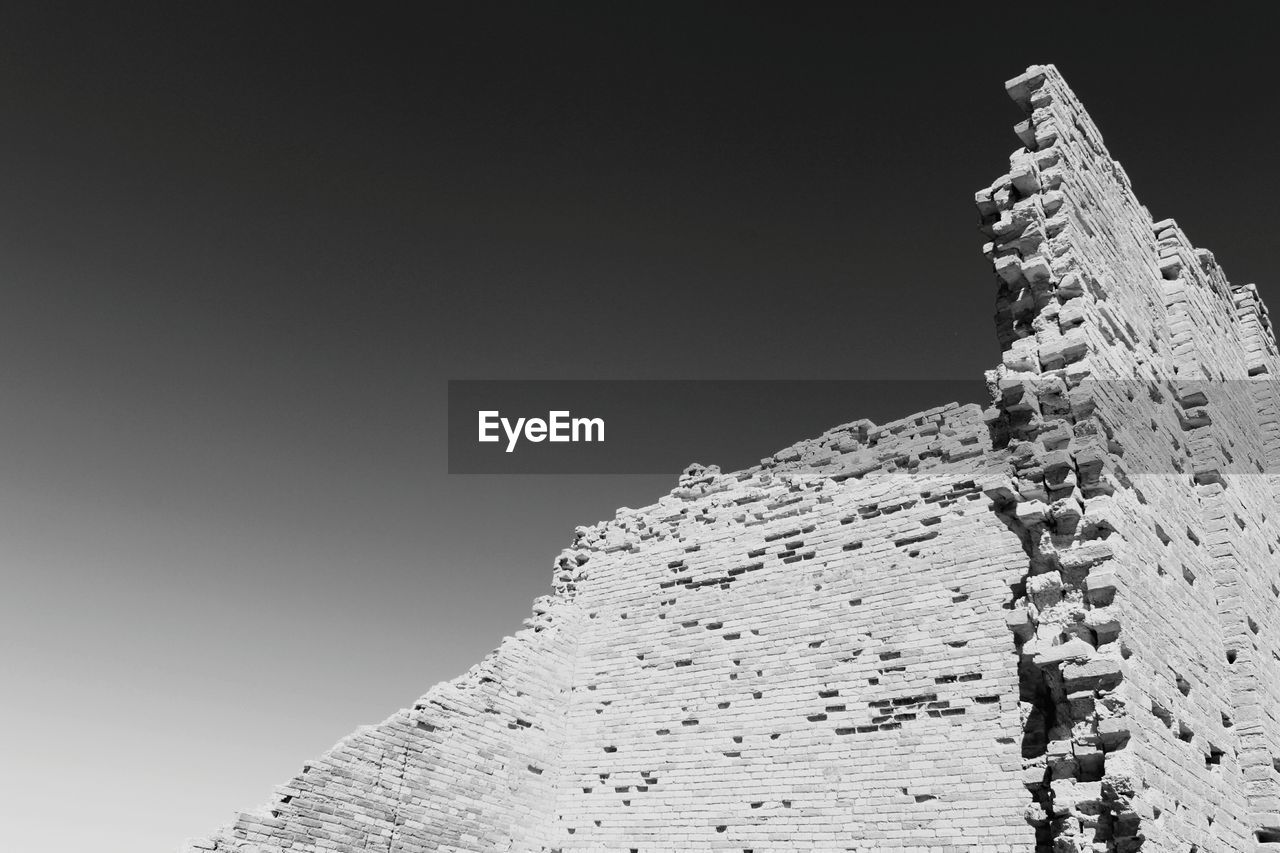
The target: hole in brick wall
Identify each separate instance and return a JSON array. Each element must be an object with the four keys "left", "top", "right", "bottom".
[
  {"left": 914, "top": 794, "right": 936, "bottom": 802},
  {"left": 1257, "top": 831, "right": 1280, "bottom": 844},
  {"left": 1154, "top": 523, "right": 1172, "bottom": 545},
  {"left": 849, "top": 598, "right": 862, "bottom": 607},
  {"left": 1206, "top": 745, "right": 1224, "bottom": 767},
  {"left": 1222, "top": 712, "right": 1233, "bottom": 728},
  {"left": 1227, "top": 649, "right": 1238, "bottom": 664},
  {"left": 1186, "top": 528, "right": 1200, "bottom": 545},
  {"left": 1177, "top": 723, "right": 1194, "bottom": 743},
  {"left": 1248, "top": 616, "right": 1260, "bottom": 634},
  {"left": 1182, "top": 565, "right": 1196, "bottom": 585},
  {"left": 1175, "top": 673, "right": 1192, "bottom": 696},
  {"left": 1151, "top": 701, "right": 1173, "bottom": 728}
]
